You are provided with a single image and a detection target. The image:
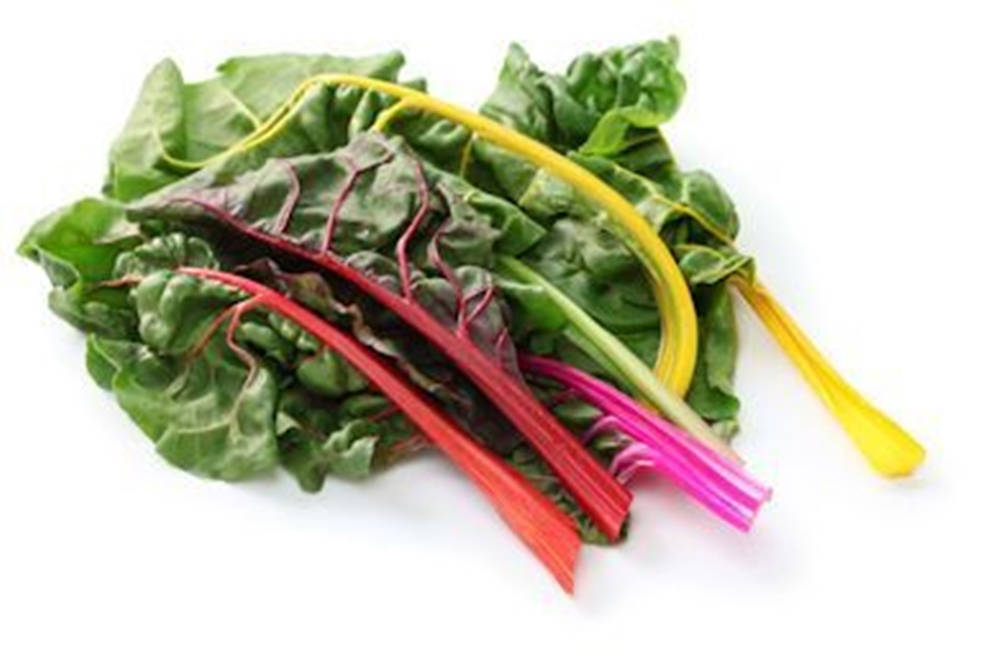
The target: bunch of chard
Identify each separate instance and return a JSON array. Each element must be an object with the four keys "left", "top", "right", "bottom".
[{"left": 18, "top": 39, "right": 919, "bottom": 592}]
